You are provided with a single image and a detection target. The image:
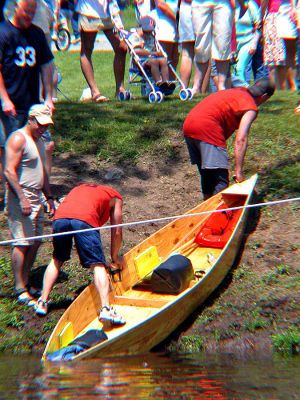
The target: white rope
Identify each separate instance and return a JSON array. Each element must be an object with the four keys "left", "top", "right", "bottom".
[{"left": 0, "top": 197, "right": 299, "bottom": 246}]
